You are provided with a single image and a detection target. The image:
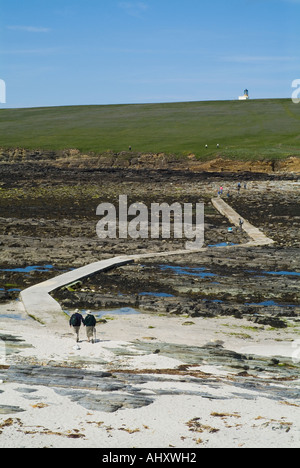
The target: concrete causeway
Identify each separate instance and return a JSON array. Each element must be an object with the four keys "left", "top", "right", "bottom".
[
  {"left": 20, "top": 198, "right": 274, "bottom": 324},
  {"left": 20, "top": 257, "right": 134, "bottom": 325},
  {"left": 211, "top": 197, "right": 275, "bottom": 246}
]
